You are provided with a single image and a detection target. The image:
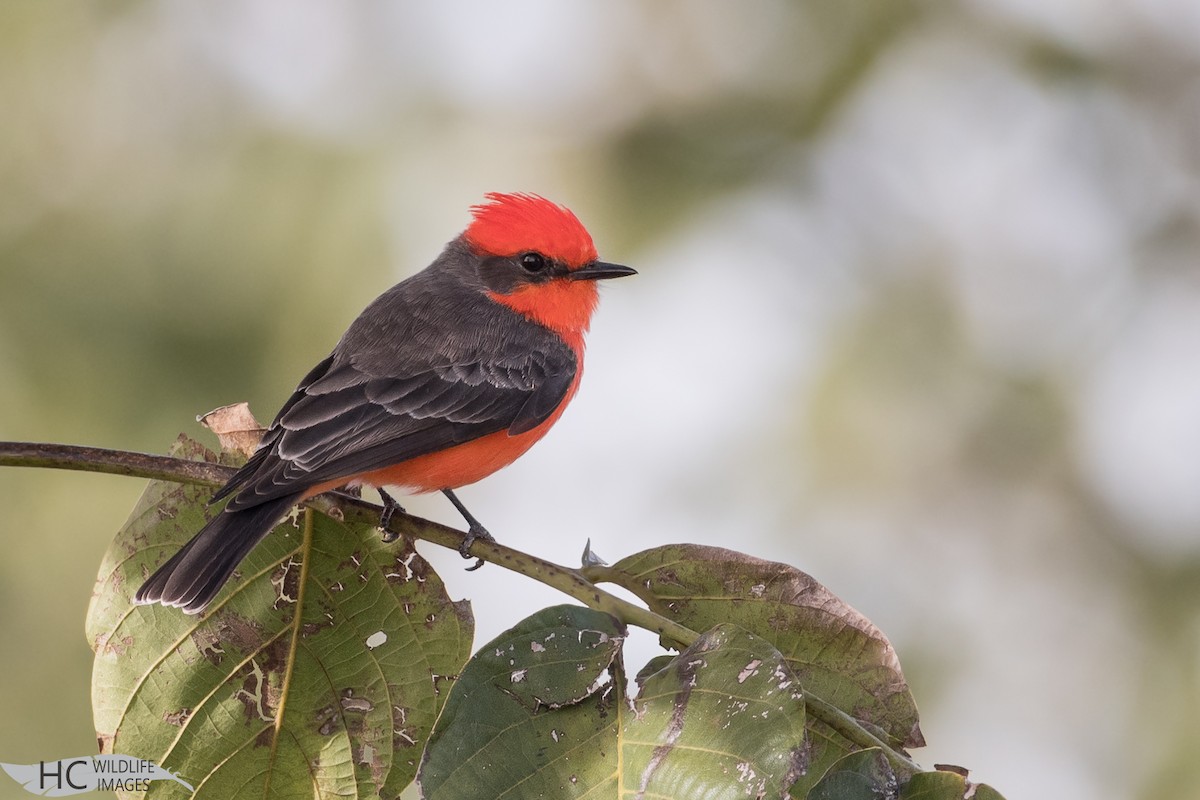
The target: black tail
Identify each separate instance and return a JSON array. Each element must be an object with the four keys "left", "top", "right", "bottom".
[{"left": 134, "top": 494, "right": 302, "bottom": 615}]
